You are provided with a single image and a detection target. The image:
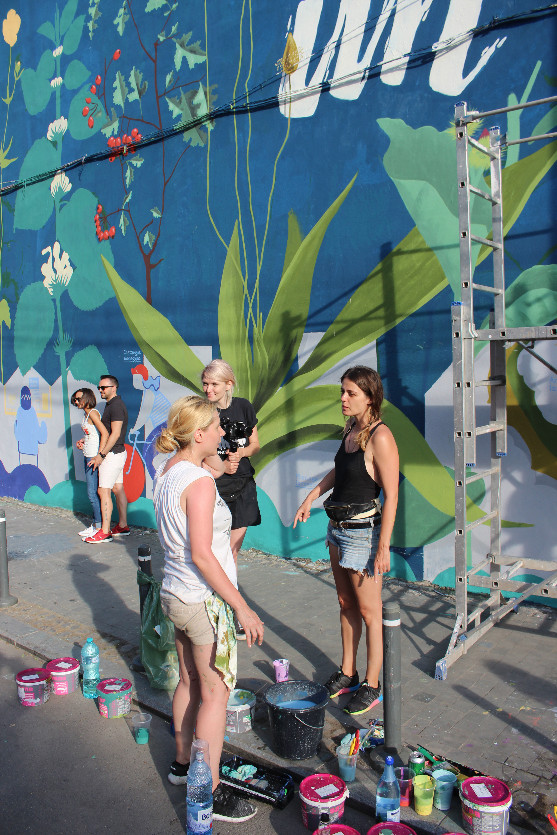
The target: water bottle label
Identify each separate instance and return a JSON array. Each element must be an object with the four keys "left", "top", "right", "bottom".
[
  {"left": 186, "top": 802, "right": 212, "bottom": 833},
  {"left": 385, "top": 808, "right": 400, "bottom": 822},
  {"left": 83, "top": 655, "right": 99, "bottom": 665}
]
